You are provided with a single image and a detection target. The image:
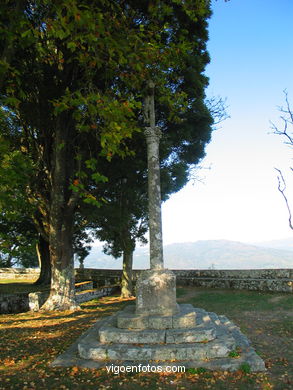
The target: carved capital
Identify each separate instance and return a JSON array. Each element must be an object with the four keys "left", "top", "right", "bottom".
[{"left": 144, "top": 126, "right": 162, "bottom": 140}]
